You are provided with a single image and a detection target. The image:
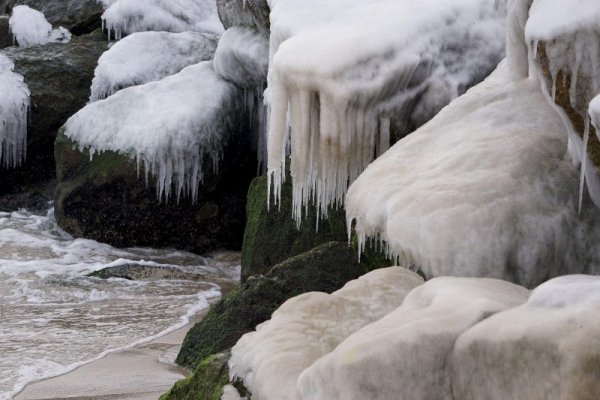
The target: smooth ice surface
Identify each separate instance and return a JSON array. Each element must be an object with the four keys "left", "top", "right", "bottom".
[
  {"left": 345, "top": 63, "right": 596, "bottom": 287},
  {"left": 525, "top": 0, "right": 600, "bottom": 41},
  {"left": 590, "top": 96, "right": 600, "bottom": 133},
  {"left": 65, "top": 62, "right": 241, "bottom": 201},
  {"left": 100, "top": 0, "right": 223, "bottom": 40},
  {"left": 453, "top": 275, "right": 600, "bottom": 400},
  {"left": 9, "top": 5, "right": 71, "bottom": 48},
  {"left": 0, "top": 54, "right": 29, "bottom": 168},
  {"left": 213, "top": 26, "right": 269, "bottom": 89},
  {"left": 266, "top": 0, "right": 506, "bottom": 219},
  {"left": 229, "top": 267, "right": 424, "bottom": 400},
  {"left": 0, "top": 207, "right": 240, "bottom": 400},
  {"left": 297, "top": 277, "right": 528, "bottom": 400},
  {"left": 90, "top": 31, "right": 218, "bottom": 101}
]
